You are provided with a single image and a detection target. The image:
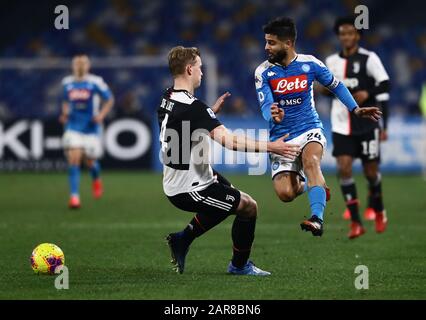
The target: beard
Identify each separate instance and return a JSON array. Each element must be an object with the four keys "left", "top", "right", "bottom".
[{"left": 267, "top": 49, "right": 287, "bottom": 64}]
